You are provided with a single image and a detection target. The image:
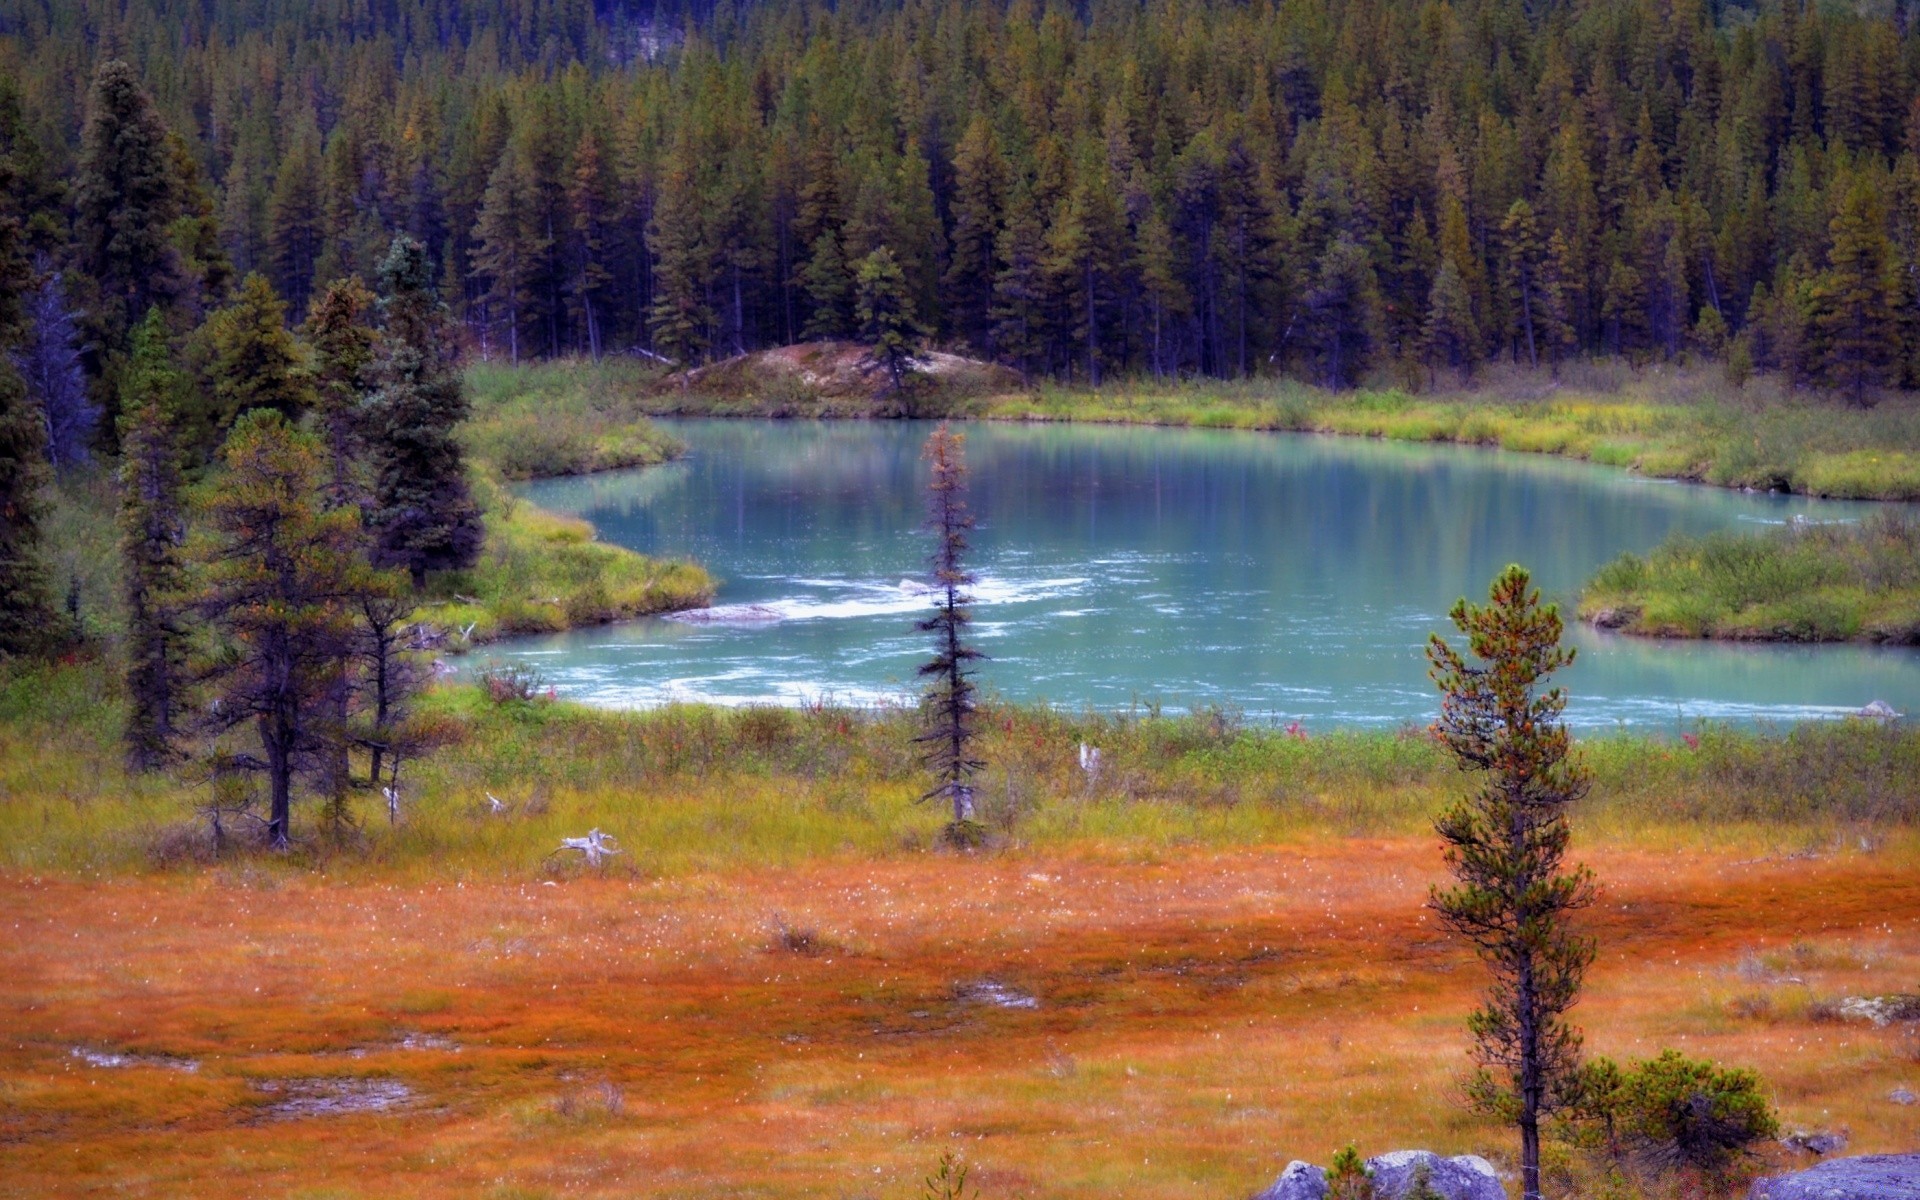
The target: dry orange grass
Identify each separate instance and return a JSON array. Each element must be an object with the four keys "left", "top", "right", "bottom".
[{"left": 4, "top": 837, "right": 1917, "bottom": 1198}]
